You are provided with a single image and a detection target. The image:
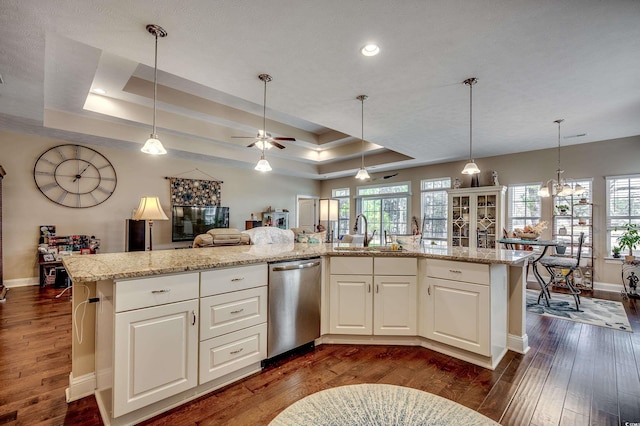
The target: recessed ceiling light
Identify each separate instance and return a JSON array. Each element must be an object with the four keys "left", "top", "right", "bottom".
[
  {"left": 92, "top": 88, "right": 107, "bottom": 95},
  {"left": 361, "top": 44, "right": 380, "bottom": 57}
]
